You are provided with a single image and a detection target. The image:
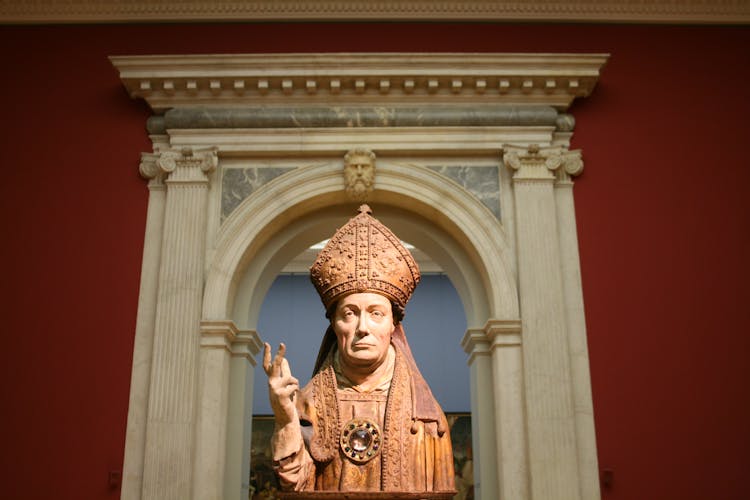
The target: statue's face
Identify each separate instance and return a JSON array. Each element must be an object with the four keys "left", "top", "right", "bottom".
[
  {"left": 344, "top": 154, "right": 373, "bottom": 180},
  {"left": 332, "top": 292, "right": 395, "bottom": 370},
  {"left": 344, "top": 154, "right": 375, "bottom": 198}
]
